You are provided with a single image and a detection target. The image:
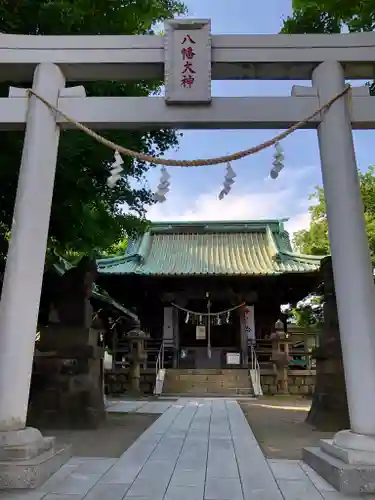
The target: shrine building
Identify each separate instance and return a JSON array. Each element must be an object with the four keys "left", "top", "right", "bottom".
[{"left": 97, "top": 219, "right": 322, "bottom": 370}]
